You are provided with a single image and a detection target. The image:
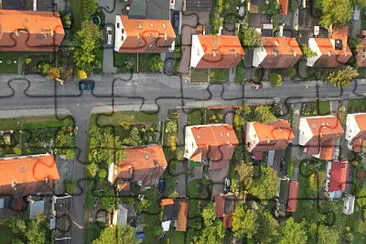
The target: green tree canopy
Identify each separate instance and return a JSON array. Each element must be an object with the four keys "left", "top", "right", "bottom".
[
  {"left": 93, "top": 225, "right": 137, "bottom": 244},
  {"left": 300, "top": 44, "right": 317, "bottom": 57},
  {"left": 277, "top": 218, "right": 307, "bottom": 244},
  {"left": 327, "top": 66, "right": 359, "bottom": 88},
  {"left": 232, "top": 204, "right": 258, "bottom": 239},
  {"left": 357, "top": 188, "right": 366, "bottom": 208},
  {"left": 269, "top": 73, "right": 283, "bottom": 87},
  {"left": 238, "top": 27, "right": 262, "bottom": 48},
  {"left": 255, "top": 211, "right": 279, "bottom": 243},
  {"left": 235, "top": 162, "right": 254, "bottom": 191},
  {"left": 249, "top": 165, "right": 279, "bottom": 200},
  {"left": 318, "top": 0, "right": 353, "bottom": 27},
  {"left": 308, "top": 224, "right": 340, "bottom": 244},
  {"left": 253, "top": 105, "right": 277, "bottom": 124},
  {"left": 148, "top": 56, "right": 164, "bottom": 72},
  {"left": 25, "top": 216, "right": 48, "bottom": 244}
]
